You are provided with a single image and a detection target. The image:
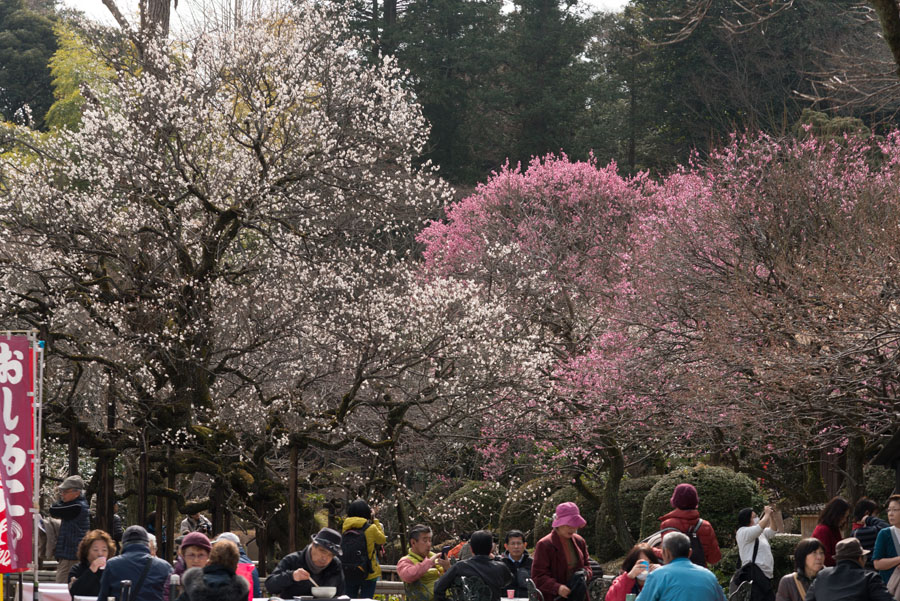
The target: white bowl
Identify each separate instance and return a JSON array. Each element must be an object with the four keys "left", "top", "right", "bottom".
[{"left": 311, "top": 586, "right": 337, "bottom": 598}]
